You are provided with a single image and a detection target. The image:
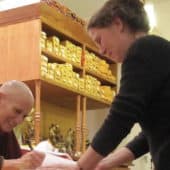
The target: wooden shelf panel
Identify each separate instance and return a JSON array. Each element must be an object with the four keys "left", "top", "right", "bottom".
[
  {"left": 41, "top": 78, "right": 111, "bottom": 108},
  {"left": 0, "top": 3, "right": 40, "bottom": 26},
  {"left": 42, "top": 49, "right": 83, "bottom": 72},
  {"left": 26, "top": 79, "right": 78, "bottom": 110},
  {"left": 86, "top": 70, "right": 116, "bottom": 86},
  {"left": 42, "top": 49, "right": 116, "bottom": 86},
  {"left": 26, "top": 79, "right": 111, "bottom": 110},
  {"left": 85, "top": 46, "right": 115, "bottom": 64},
  {"left": 42, "top": 22, "right": 82, "bottom": 47}
]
